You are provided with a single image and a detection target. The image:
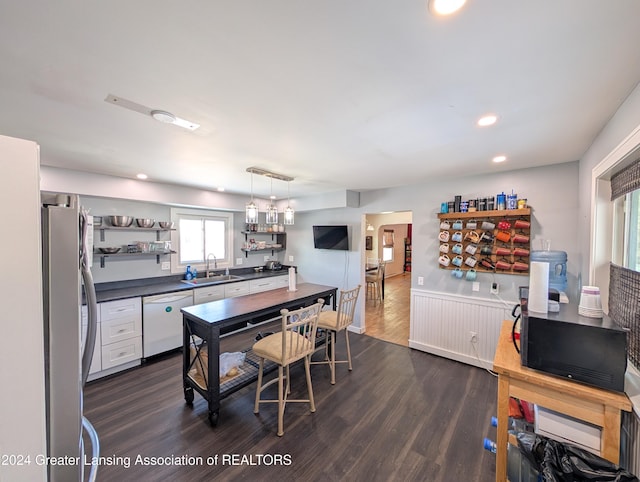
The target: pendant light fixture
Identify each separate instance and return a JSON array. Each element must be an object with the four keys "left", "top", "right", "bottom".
[
  {"left": 284, "top": 180, "right": 295, "bottom": 225},
  {"left": 265, "top": 176, "right": 278, "bottom": 224},
  {"left": 245, "top": 170, "right": 258, "bottom": 224}
]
